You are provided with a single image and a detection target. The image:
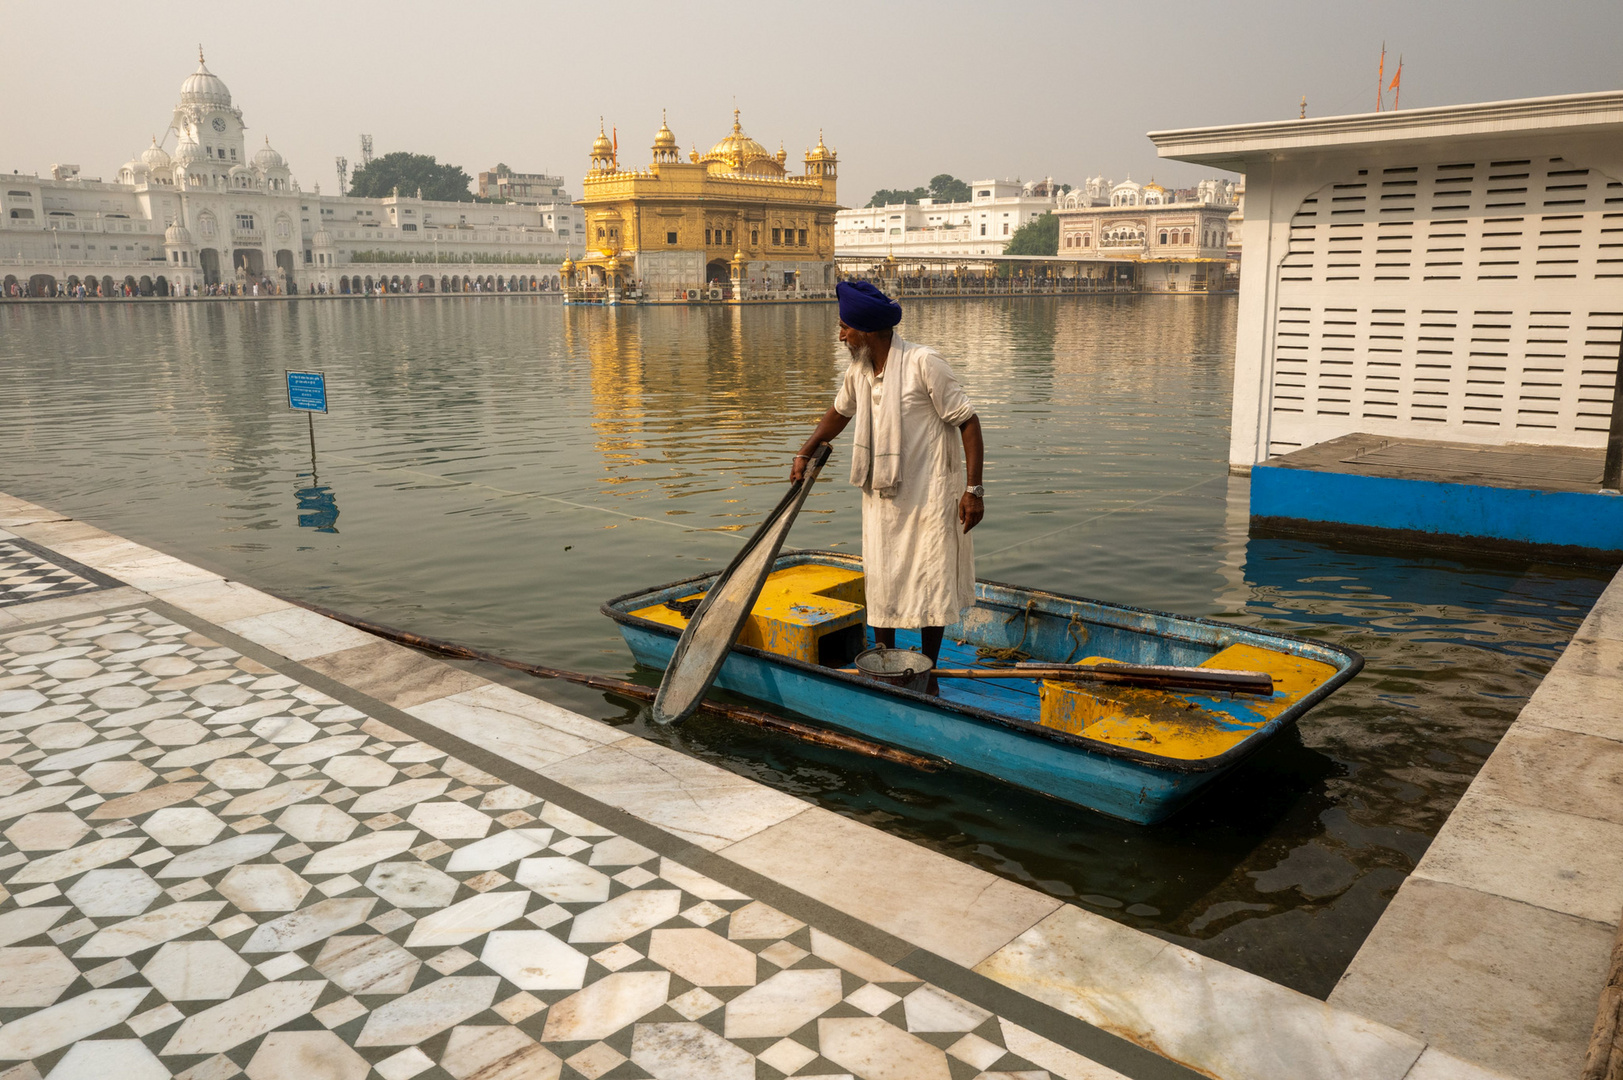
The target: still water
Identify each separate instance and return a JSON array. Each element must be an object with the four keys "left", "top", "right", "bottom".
[{"left": 0, "top": 296, "right": 1606, "bottom": 996}]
